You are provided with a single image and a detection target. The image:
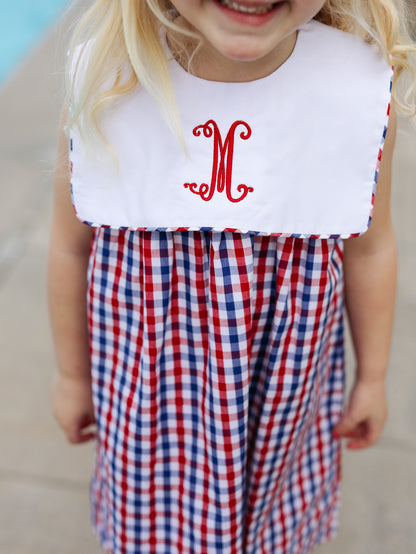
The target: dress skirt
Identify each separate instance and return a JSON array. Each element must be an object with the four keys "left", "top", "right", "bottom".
[{"left": 87, "top": 229, "right": 345, "bottom": 554}]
